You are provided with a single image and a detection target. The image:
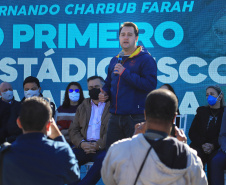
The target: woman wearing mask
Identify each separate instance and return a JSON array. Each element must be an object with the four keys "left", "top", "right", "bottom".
[
  {"left": 55, "top": 82, "right": 84, "bottom": 144},
  {"left": 189, "top": 85, "right": 225, "bottom": 183},
  {"left": 22, "top": 76, "right": 56, "bottom": 117}
]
